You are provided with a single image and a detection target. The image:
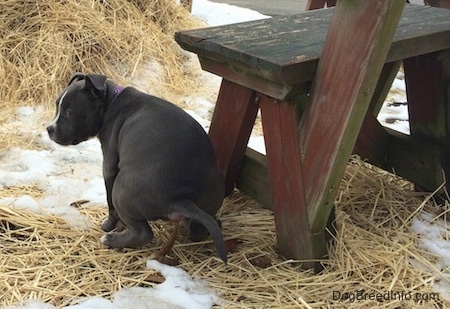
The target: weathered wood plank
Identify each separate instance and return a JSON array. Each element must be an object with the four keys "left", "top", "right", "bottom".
[
  {"left": 369, "top": 60, "right": 403, "bottom": 115},
  {"left": 198, "top": 57, "right": 294, "bottom": 100},
  {"left": 259, "top": 95, "right": 325, "bottom": 268},
  {"left": 236, "top": 148, "right": 271, "bottom": 208},
  {"left": 298, "top": 0, "right": 405, "bottom": 232},
  {"left": 238, "top": 129, "right": 448, "bottom": 208},
  {"left": 352, "top": 60, "right": 402, "bottom": 167},
  {"left": 404, "top": 50, "right": 450, "bottom": 193},
  {"left": 208, "top": 80, "right": 259, "bottom": 195},
  {"left": 386, "top": 129, "right": 446, "bottom": 191},
  {"left": 238, "top": 126, "right": 448, "bottom": 209},
  {"left": 175, "top": 5, "right": 450, "bottom": 99},
  {"left": 354, "top": 113, "right": 390, "bottom": 169},
  {"left": 404, "top": 54, "right": 447, "bottom": 143}
]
